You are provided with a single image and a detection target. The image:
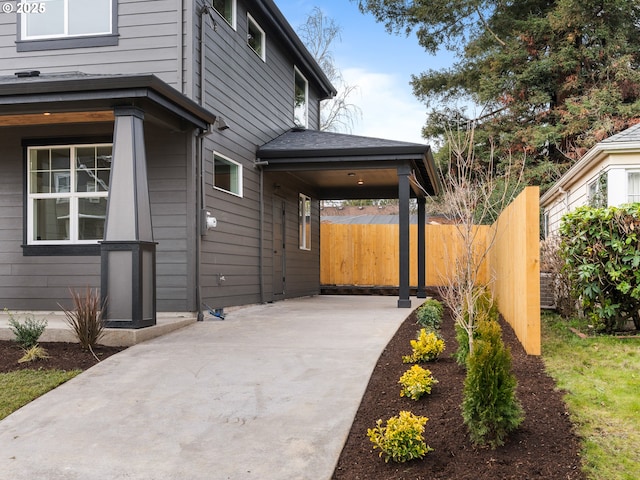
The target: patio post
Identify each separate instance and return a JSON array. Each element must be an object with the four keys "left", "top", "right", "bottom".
[
  {"left": 417, "top": 196, "right": 426, "bottom": 298},
  {"left": 398, "top": 164, "right": 411, "bottom": 308},
  {"left": 100, "top": 106, "right": 157, "bottom": 328}
]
